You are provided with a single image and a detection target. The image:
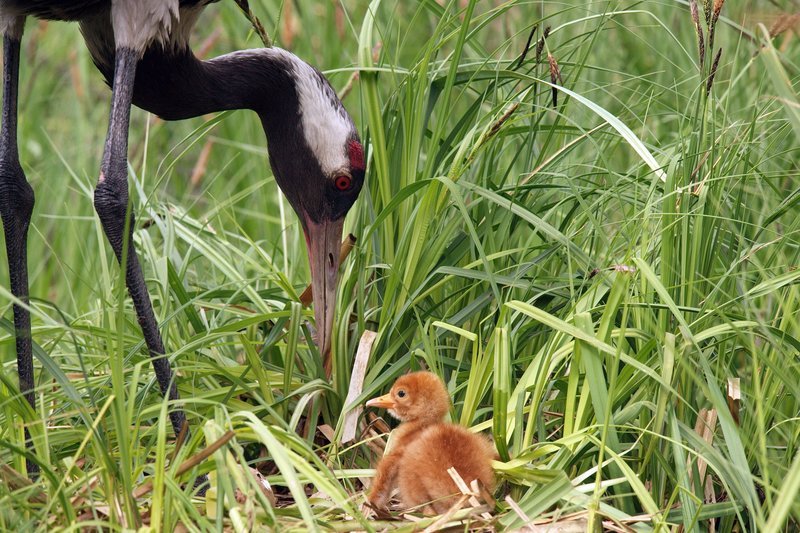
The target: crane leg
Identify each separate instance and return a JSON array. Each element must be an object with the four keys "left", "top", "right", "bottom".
[
  {"left": 94, "top": 47, "right": 206, "bottom": 492},
  {"left": 0, "top": 18, "right": 38, "bottom": 478}
]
